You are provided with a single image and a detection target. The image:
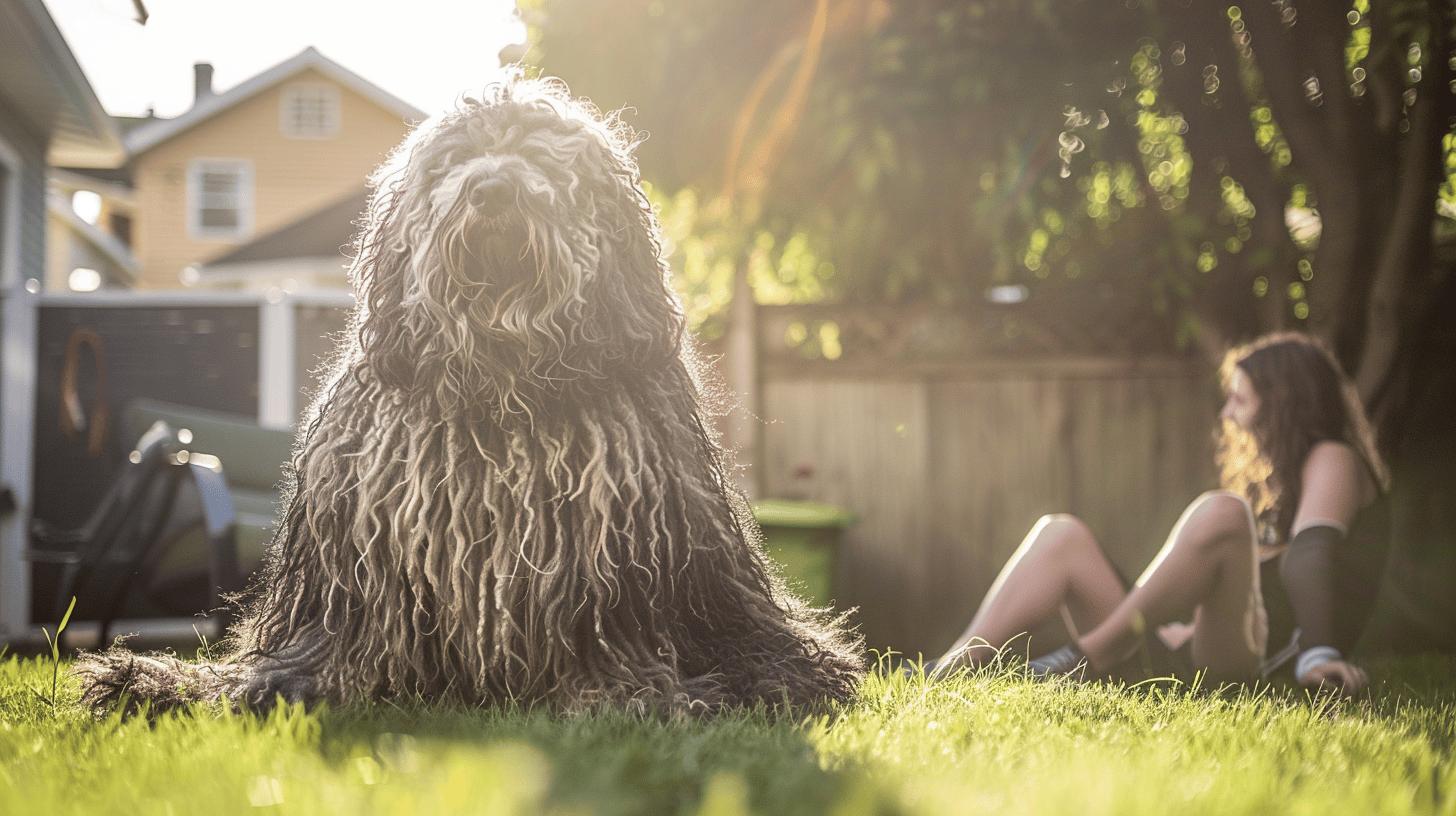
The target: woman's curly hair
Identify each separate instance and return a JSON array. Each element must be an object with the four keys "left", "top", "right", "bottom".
[{"left": 1216, "top": 331, "right": 1388, "bottom": 543}]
